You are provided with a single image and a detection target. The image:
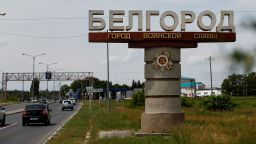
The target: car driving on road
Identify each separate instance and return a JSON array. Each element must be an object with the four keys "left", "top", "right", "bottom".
[
  {"left": 68, "top": 98, "right": 76, "bottom": 105},
  {"left": 22, "top": 103, "right": 51, "bottom": 126},
  {"left": 62, "top": 100, "right": 73, "bottom": 111},
  {"left": 0, "top": 106, "right": 5, "bottom": 126}
]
